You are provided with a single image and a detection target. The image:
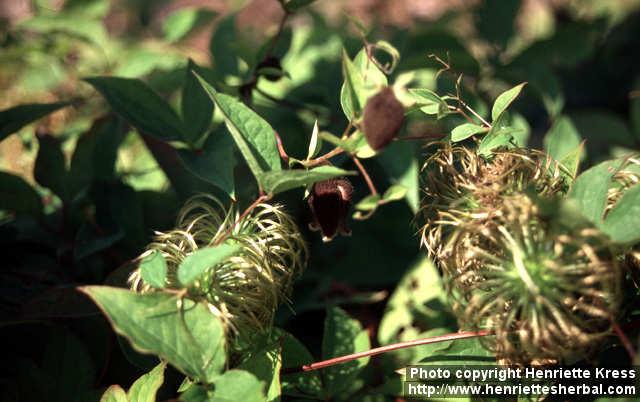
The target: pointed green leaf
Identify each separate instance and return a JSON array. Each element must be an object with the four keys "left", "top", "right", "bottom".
[
  {"left": 34, "top": 133, "right": 68, "bottom": 200},
  {"left": 212, "top": 370, "right": 266, "bottom": 402},
  {"left": 340, "top": 49, "right": 366, "bottom": 119},
  {"left": 178, "top": 131, "right": 236, "bottom": 198},
  {"left": 100, "top": 385, "right": 128, "bottom": 402},
  {"left": 451, "top": 123, "right": 486, "bottom": 142},
  {"left": 280, "top": 330, "right": 322, "bottom": 397},
  {"left": 178, "top": 242, "right": 242, "bottom": 286},
  {"left": 128, "top": 362, "right": 166, "bottom": 402},
  {"left": 418, "top": 337, "right": 495, "bottom": 366},
  {"left": 408, "top": 88, "right": 449, "bottom": 118},
  {"left": 322, "top": 307, "right": 371, "bottom": 397},
  {"left": 79, "top": 286, "right": 226, "bottom": 383},
  {"left": 194, "top": 74, "right": 281, "bottom": 184},
  {"left": 238, "top": 343, "right": 282, "bottom": 402},
  {"left": 85, "top": 77, "right": 183, "bottom": 141},
  {"left": 0, "top": 172, "right": 43, "bottom": 215},
  {"left": 544, "top": 116, "right": 582, "bottom": 162},
  {"left": 491, "top": 82, "right": 526, "bottom": 122},
  {"left": 258, "top": 166, "right": 354, "bottom": 195},
  {"left": 140, "top": 251, "right": 168, "bottom": 289},
  {"left": 306, "top": 120, "right": 321, "bottom": 160},
  {"left": 569, "top": 159, "right": 622, "bottom": 224},
  {"left": 603, "top": 185, "right": 640, "bottom": 244},
  {"left": 182, "top": 60, "right": 214, "bottom": 146},
  {"left": 0, "top": 101, "right": 70, "bottom": 142},
  {"left": 382, "top": 185, "right": 407, "bottom": 201},
  {"left": 355, "top": 194, "right": 381, "bottom": 211}
]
